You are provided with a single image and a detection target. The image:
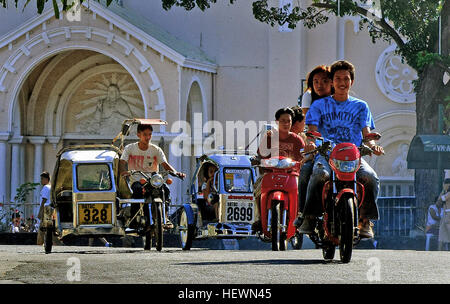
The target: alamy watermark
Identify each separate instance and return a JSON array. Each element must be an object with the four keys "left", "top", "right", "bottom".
[
  {"left": 169, "top": 114, "right": 280, "bottom": 157},
  {"left": 66, "top": 257, "right": 81, "bottom": 282},
  {"left": 366, "top": 257, "right": 381, "bottom": 282}
]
